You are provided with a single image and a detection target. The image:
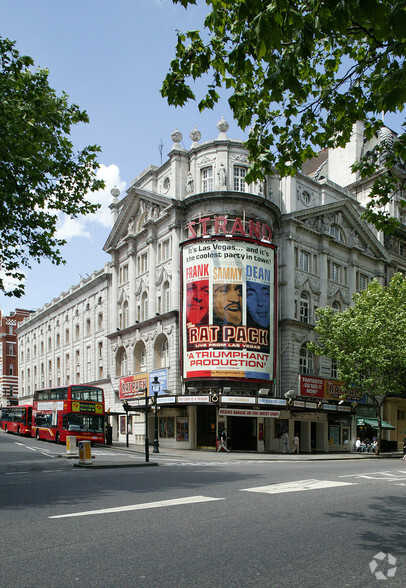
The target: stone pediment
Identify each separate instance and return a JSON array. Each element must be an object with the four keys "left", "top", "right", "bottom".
[
  {"left": 327, "top": 286, "right": 350, "bottom": 305},
  {"left": 156, "top": 267, "right": 171, "bottom": 286},
  {"left": 289, "top": 200, "right": 389, "bottom": 261},
  {"left": 294, "top": 272, "right": 320, "bottom": 295},
  {"left": 103, "top": 187, "right": 171, "bottom": 252}
]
